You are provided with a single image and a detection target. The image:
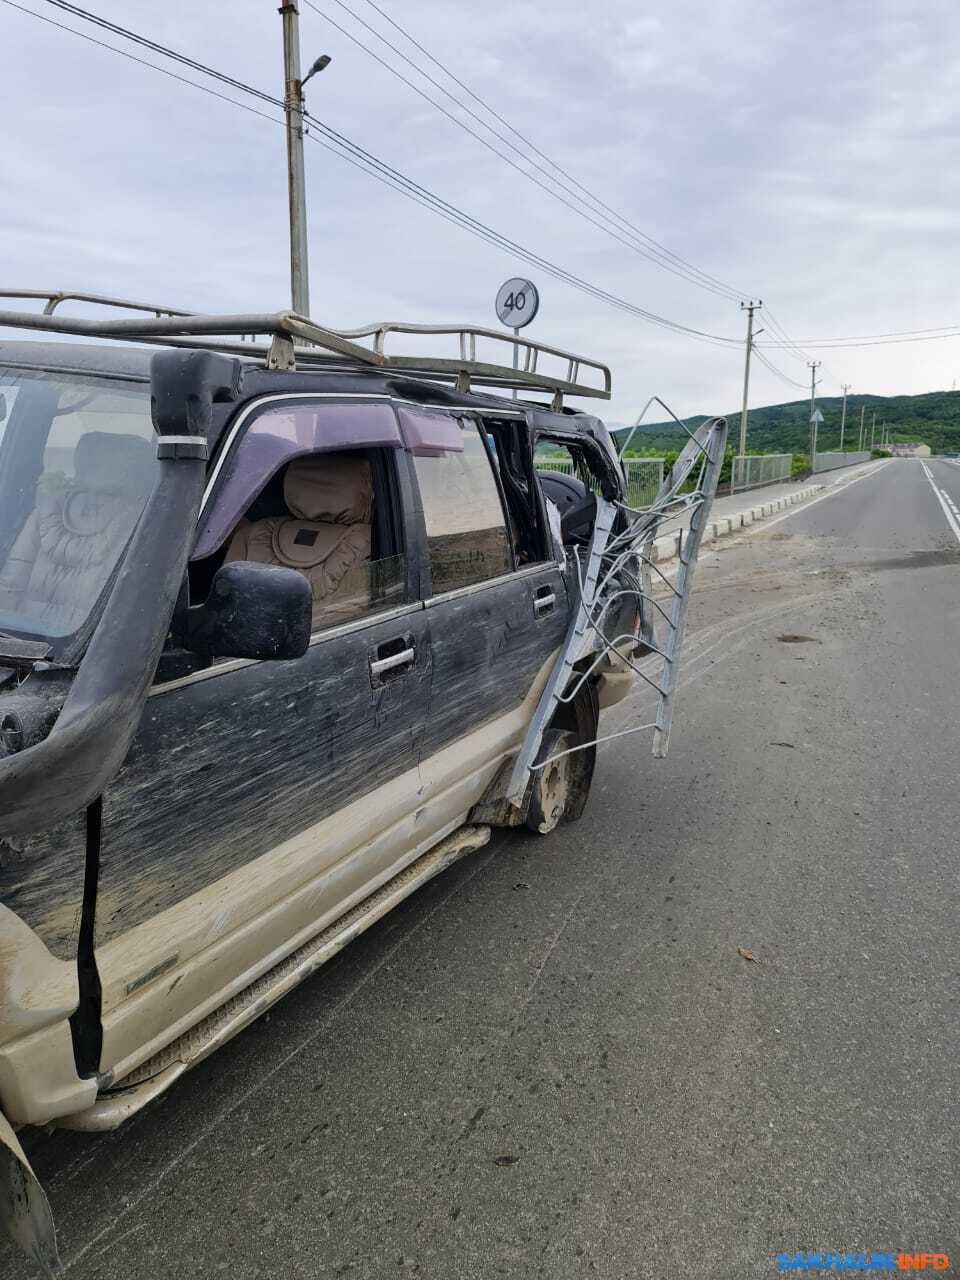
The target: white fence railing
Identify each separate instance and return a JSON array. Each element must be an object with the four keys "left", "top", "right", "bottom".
[
  {"left": 731, "top": 453, "right": 792, "bottom": 491},
  {"left": 535, "top": 456, "right": 665, "bottom": 508},
  {"left": 812, "top": 450, "right": 871, "bottom": 473}
]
